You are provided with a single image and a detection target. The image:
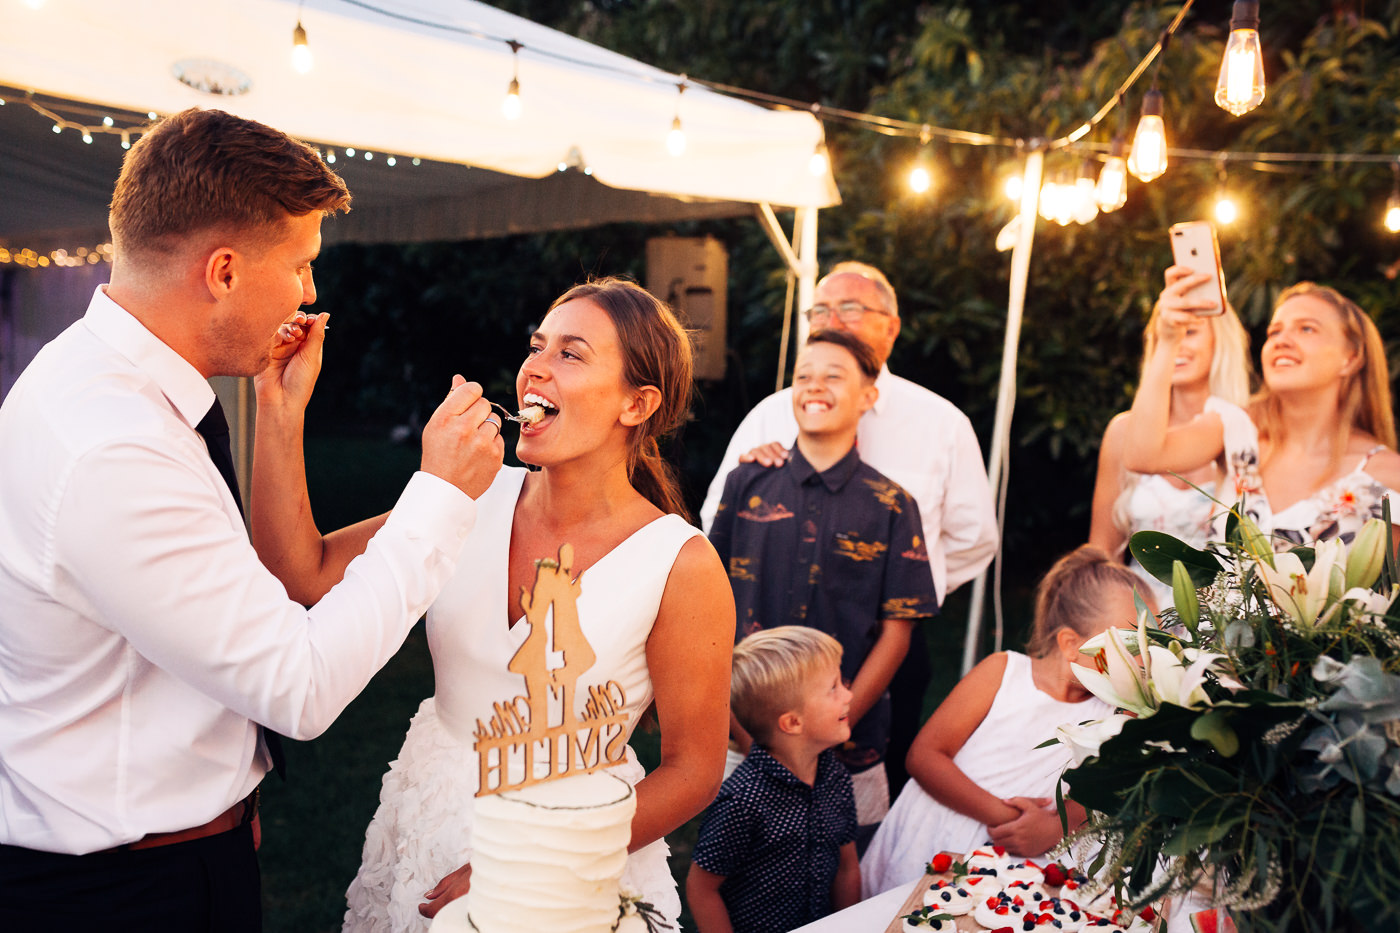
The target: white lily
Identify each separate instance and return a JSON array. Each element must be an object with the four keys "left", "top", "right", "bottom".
[
  {"left": 1072, "top": 625, "right": 1156, "bottom": 716},
  {"left": 1342, "top": 585, "right": 1399, "bottom": 617},
  {"left": 1147, "top": 645, "right": 1223, "bottom": 708},
  {"left": 1256, "top": 538, "right": 1345, "bottom": 627},
  {"left": 1056, "top": 714, "right": 1132, "bottom": 767}
]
